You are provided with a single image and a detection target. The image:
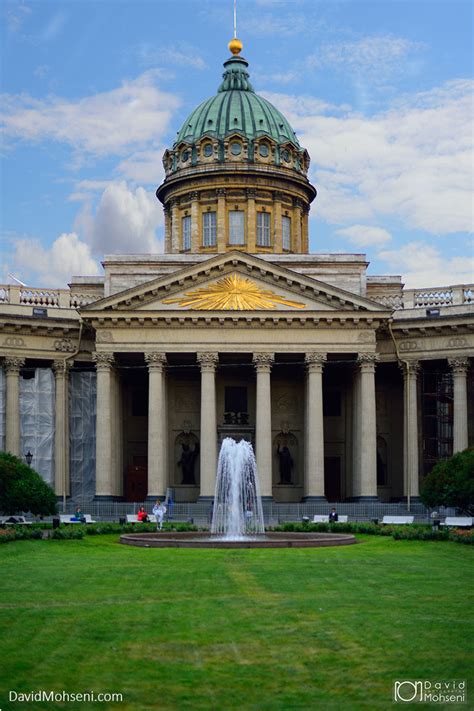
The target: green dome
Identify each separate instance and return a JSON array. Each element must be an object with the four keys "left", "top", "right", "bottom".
[{"left": 174, "top": 55, "right": 300, "bottom": 148}]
